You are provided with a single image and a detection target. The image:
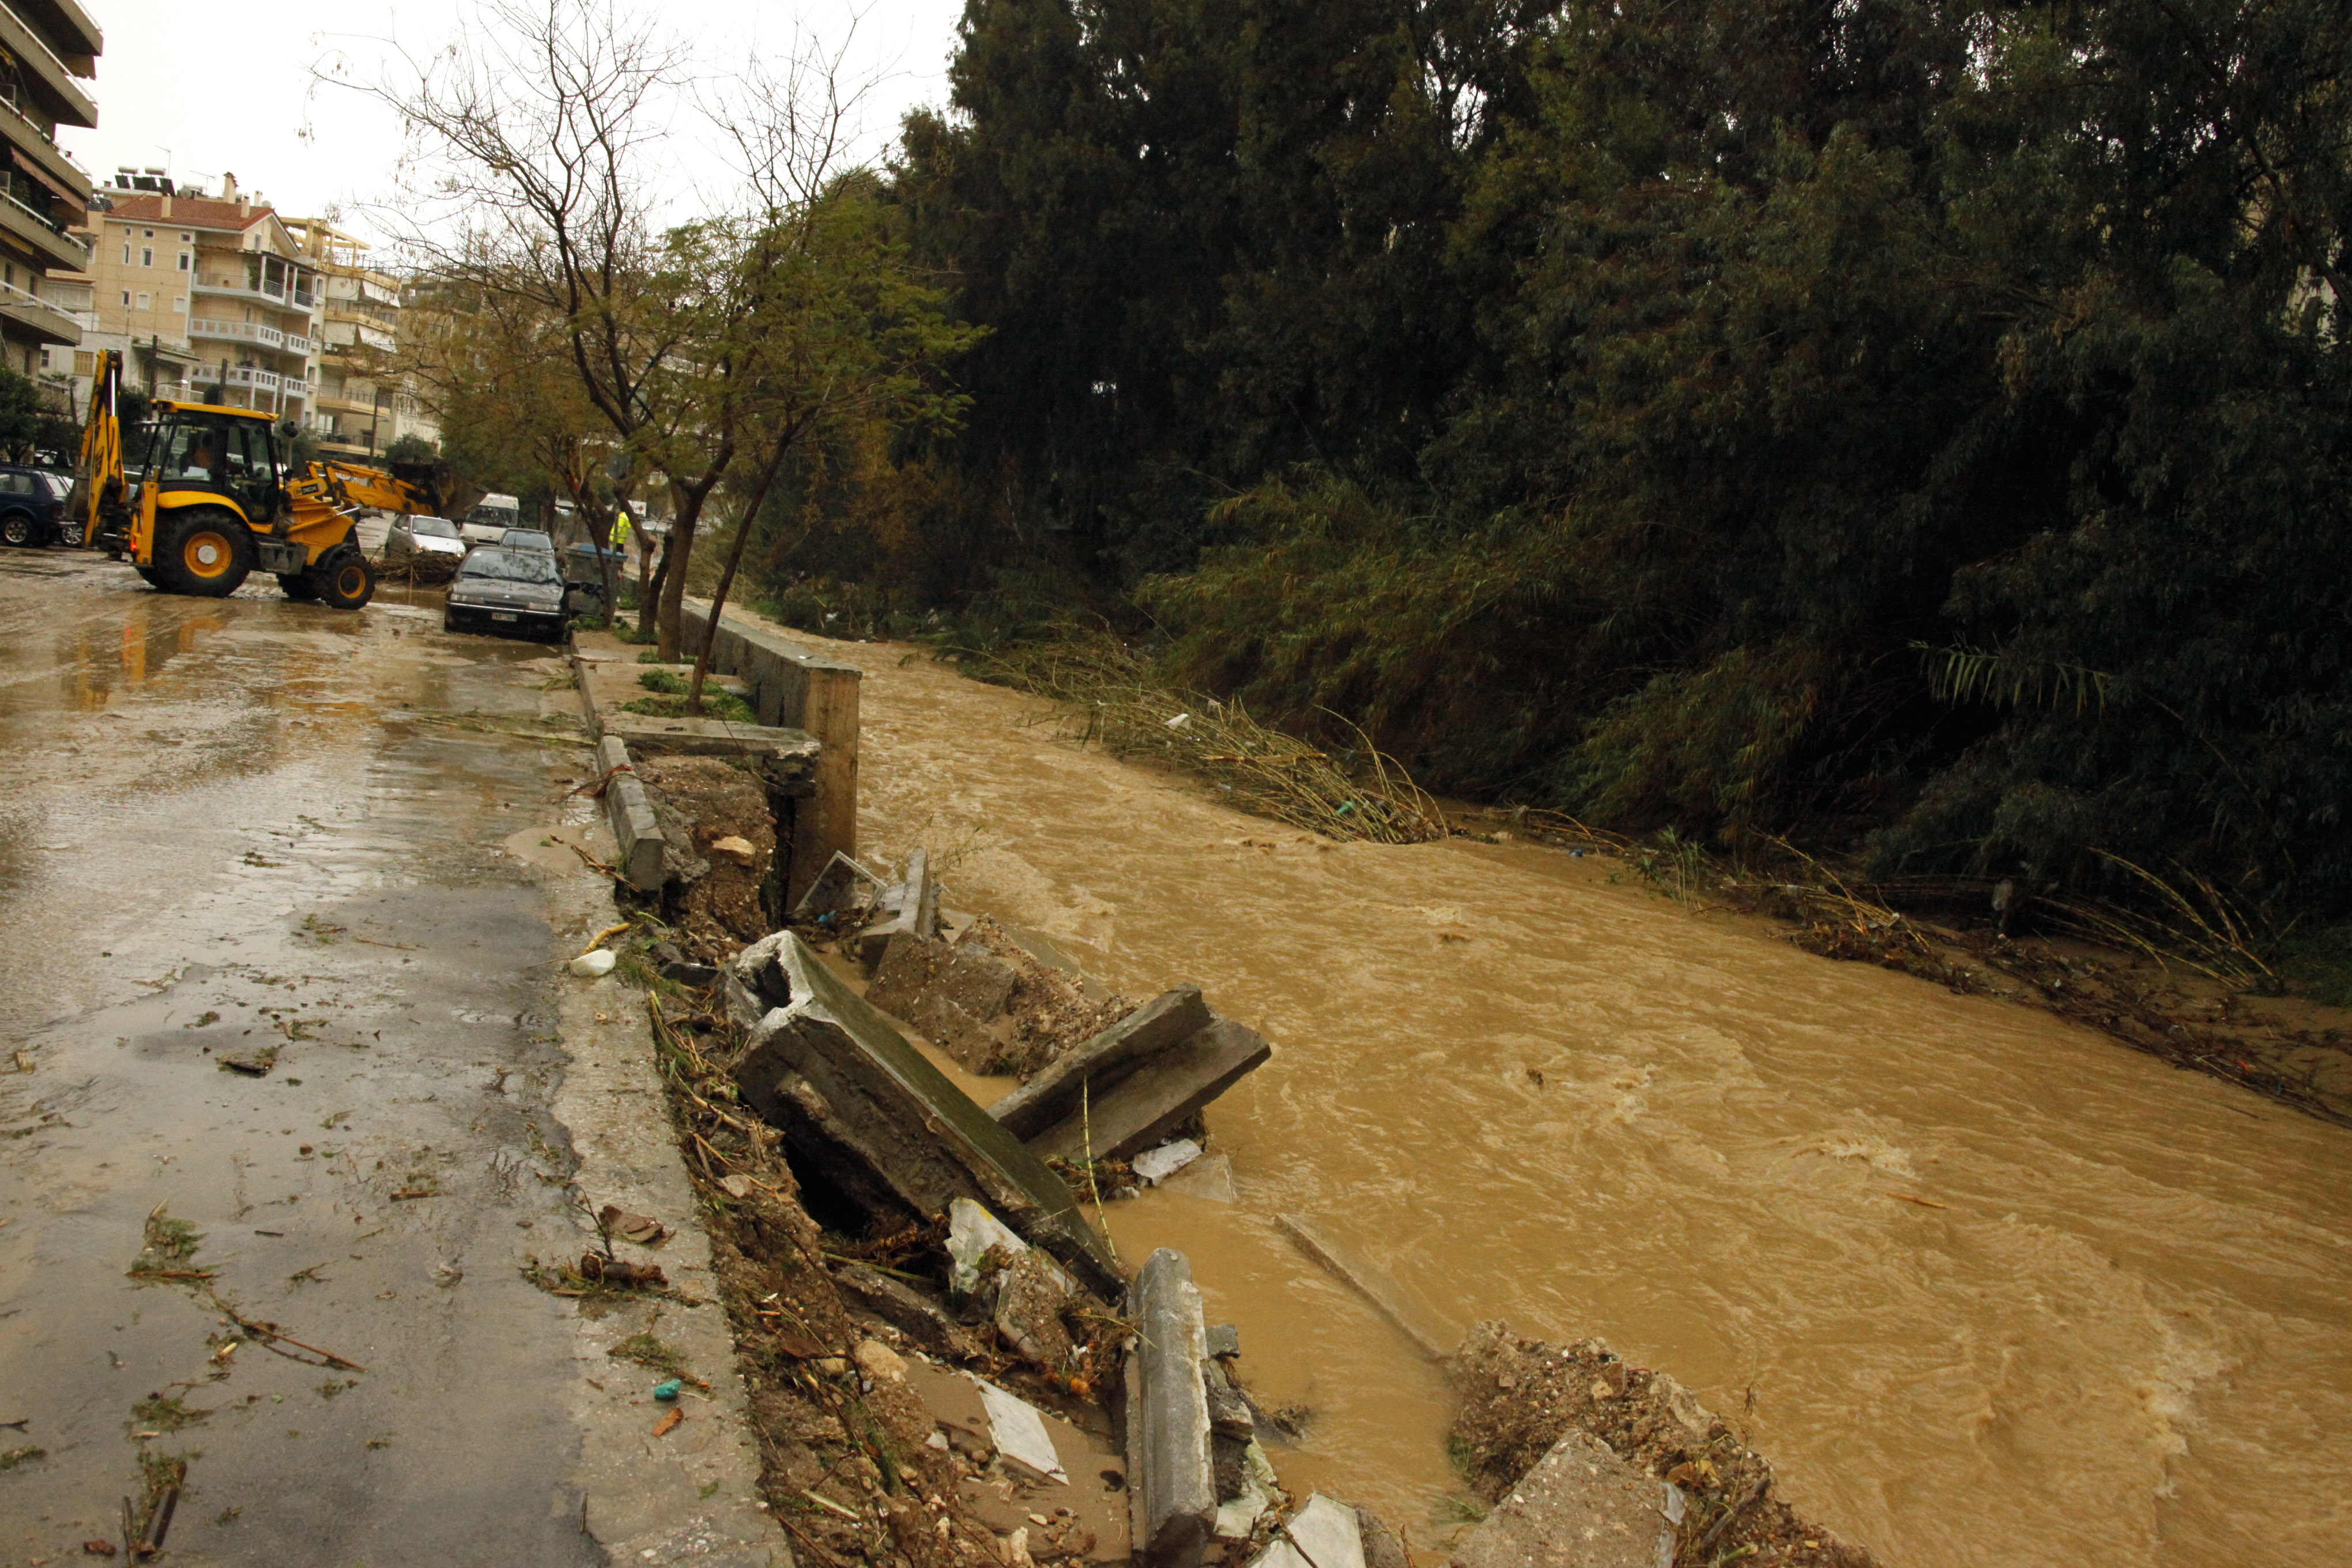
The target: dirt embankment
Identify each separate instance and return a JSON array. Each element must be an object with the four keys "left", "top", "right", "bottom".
[{"left": 1450, "top": 1323, "right": 1876, "bottom": 1568}]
